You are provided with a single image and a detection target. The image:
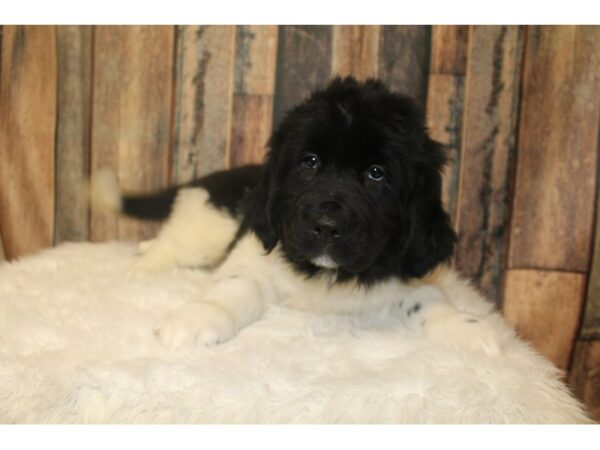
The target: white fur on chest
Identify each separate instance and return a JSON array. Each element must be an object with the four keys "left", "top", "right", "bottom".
[{"left": 221, "top": 233, "right": 415, "bottom": 315}]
